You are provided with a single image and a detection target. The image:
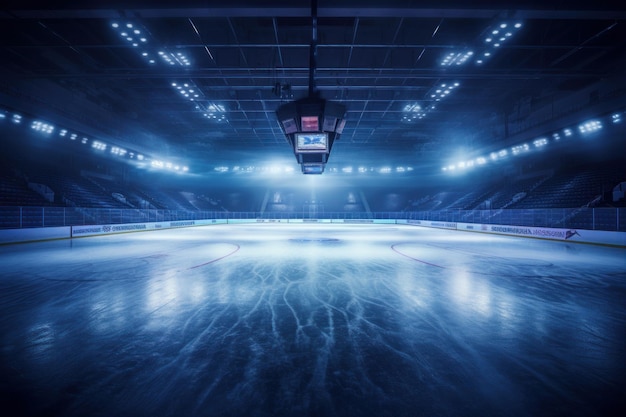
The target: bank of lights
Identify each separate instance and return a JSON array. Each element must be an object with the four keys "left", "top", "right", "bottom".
[
  {"left": 578, "top": 120, "right": 602, "bottom": 134},
  {"left": 411, "top": 82, "right": 459, "bottom": 121},
  {"left": 203, "top": 103, "right": 227, "bottom": 121},
  {"left": 31, "top": 120, "right": 55, "bottom": 134},
  {"left": 430, "top": 82, "right": 459, "bottom": 102},
  {"left": 511, "top": 143, "right": 530, "bottom": 155},
  {"left": 440, "top": 50, "right": 474, "bottom": 67},
  {"left": 111, "top": 146, "right": 127, "bottom": 156},
  {"left": 441, "top": 111, "right": 621, "bottom": 173},
  {"left": 159, "top": 51, "right": 191, "bottom": 66},
  {"left": 152, "top": 160, "right": 188, "bottom": 172},
  {"left": 172, "top": 82, "right": 201, "bottom": 101},
  {"left": 402, "top": 103, "right": 426, "bottom": 121},
  {"left": 111, "top": 22, "right": 154, "bottom": 63},
  {"left": 2, "top": 108, "right": 191, "bottom": 173},
  {"left": 476, "top": 22, "right": 522, "bottom": 65},
  {"left": 209, "top": 165, "right": 413, "bottom": 175}
]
